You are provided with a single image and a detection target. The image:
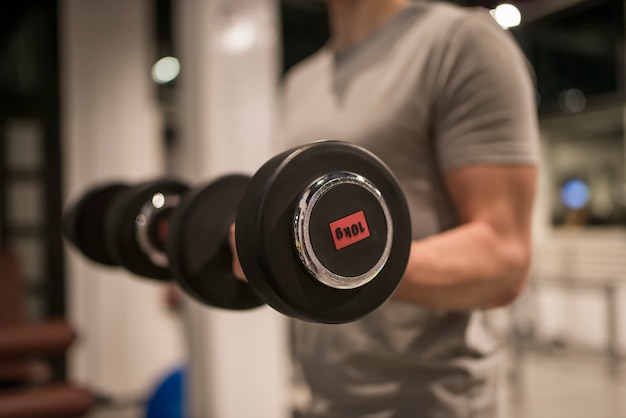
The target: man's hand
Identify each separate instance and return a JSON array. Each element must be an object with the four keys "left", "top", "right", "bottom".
[
  {"left": 229, "top": 224, "right": 247, "bottom": 282},
  {"left": 163, "top": 283, "right": 184, "bottom": 311}
]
